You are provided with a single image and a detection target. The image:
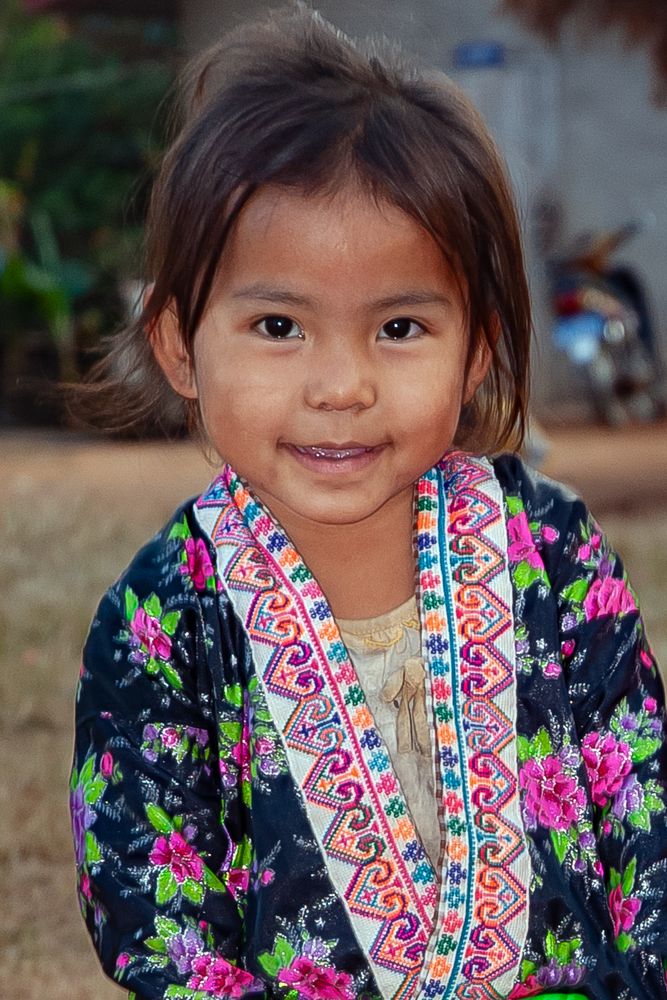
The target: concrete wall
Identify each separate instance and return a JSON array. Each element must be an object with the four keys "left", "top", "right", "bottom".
[{"left": 180, "top": 0, "right": 667, "bottom": 414}]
